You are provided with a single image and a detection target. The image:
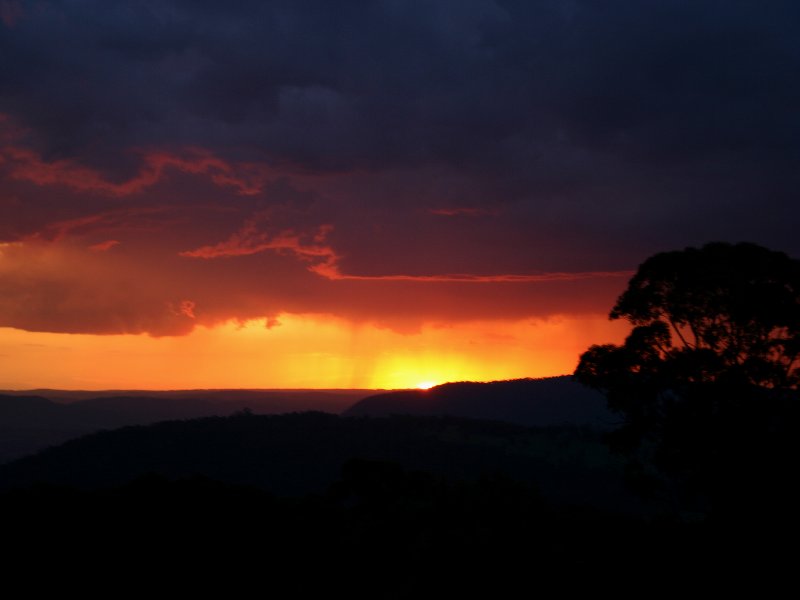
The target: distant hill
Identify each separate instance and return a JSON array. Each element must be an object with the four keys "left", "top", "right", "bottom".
[
  {"left": 0, "top": 378, "right": 615, "bottom": 465},
  {"left": 0, "top": 389, "right": 372, "bottom": 463},
  {"left": 1, "top": 388, "right": 375, "bottom": 405},
  {"left": 0, "top": 394, "right": 117, "bottom": 464},
  {"left": 344, "top": 376, "right": 616, "bottom": 428},
  {"left": 0, "top": 412, "right": 639, "bottom": 512}
]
